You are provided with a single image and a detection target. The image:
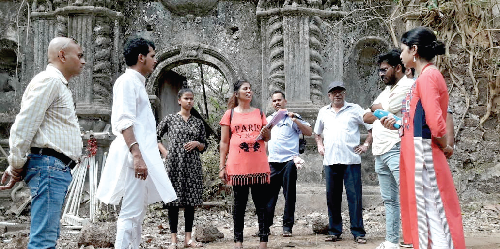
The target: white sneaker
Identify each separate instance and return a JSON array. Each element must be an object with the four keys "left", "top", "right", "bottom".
[
  {"left": 399, "top": 242, "right": 413, "bottom": 248},
  {"left": 375, "top": 241, "right": 400, "bottom": 249}
]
